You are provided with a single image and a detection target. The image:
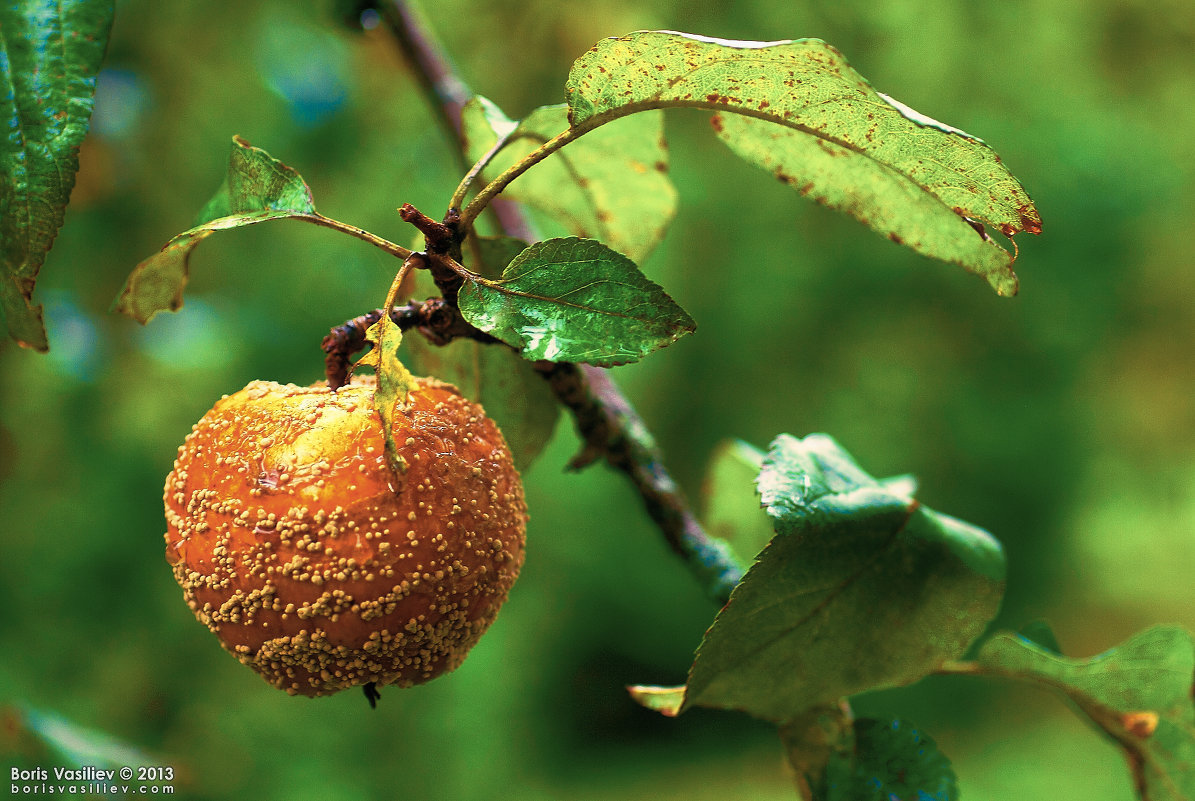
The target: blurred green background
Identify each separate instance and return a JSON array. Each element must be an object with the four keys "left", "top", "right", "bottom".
[{"left": 2, "top": 0, "right": 1193, "bottom": 798}]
